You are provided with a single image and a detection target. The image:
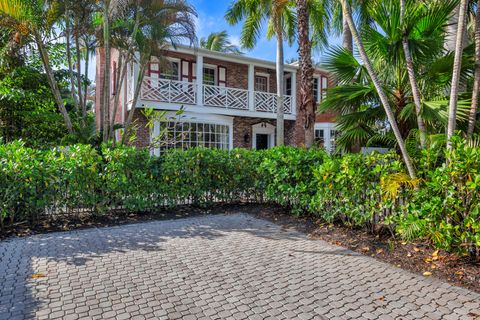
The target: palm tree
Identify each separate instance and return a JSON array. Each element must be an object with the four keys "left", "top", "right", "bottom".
[
  {"left": 467, "top": 0, "right": 480, "bottom": 138},
  {"left": 340, "top": 0, "right": 416, "bottom": 178},
  {"left": 447, "top": 0, "right": 469, "bottom": 149},
  {"left": 121, "top": 0, "right": 197, "bottom": 144},
  {"left": 0, "top": 0, "right": 74, "bottom": 133},
  {"left": 199, "top": 30, "right": 242, "bottom": 54},
  {"left": 295, "top": 0, "right": 329, "bottom": 147},
  {"left": 322, "top": 0, "right": 466, "bottom": 154},
  {"left": 226, "top": 0, "right": 296, "bottom": 146}
]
